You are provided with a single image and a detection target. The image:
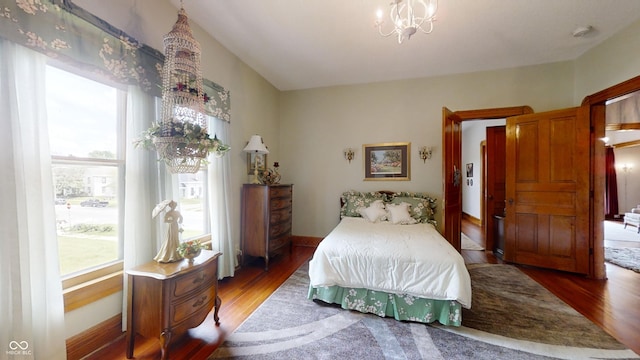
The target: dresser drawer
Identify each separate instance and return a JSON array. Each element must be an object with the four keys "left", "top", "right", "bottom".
[
  {"left": 172, "top": 264, "right": 217, "bottom": 298},
  {"left": 171, "top": 286, "right": 216, "bottom": 325},
  {"left": 270, "top": 186, "right": 292, "bottom": 199},
  {"left": 270, "top": 197, "right": 292, "bottom": 211},
  {"left": 269, "top": 221, "right": 291, "bottom": 239},
  {"left": 270, "top": 207, "right": 292, "bottom": 225}
]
